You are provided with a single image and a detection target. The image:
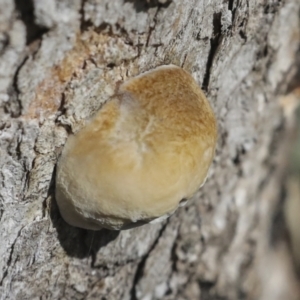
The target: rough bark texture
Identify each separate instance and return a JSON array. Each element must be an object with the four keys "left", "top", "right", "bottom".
[{"left": 0, "top": 0, "right": 299, "bottom": 299}]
